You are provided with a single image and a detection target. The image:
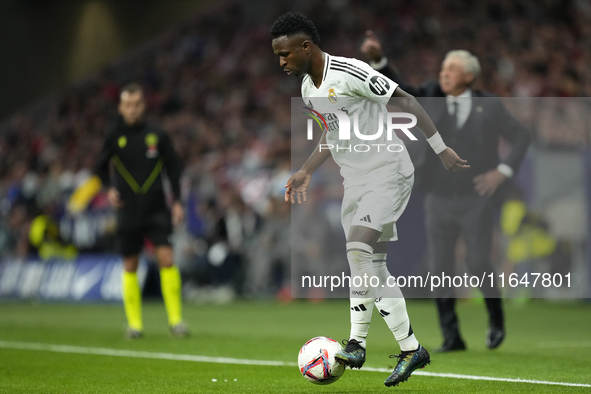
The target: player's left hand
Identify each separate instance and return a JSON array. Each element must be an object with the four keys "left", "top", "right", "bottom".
[
  {"left": 438, "top": 147, "right": 470, "bottom": 173},
  {"left": 473, "top": 169, "right": 506, "bottom": 196},
  {"left": 285, "top": 170, "right": 312, "bottom": 204},
  {"left": 171, "top": 201, "right": 184, "bottom": 226}
]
